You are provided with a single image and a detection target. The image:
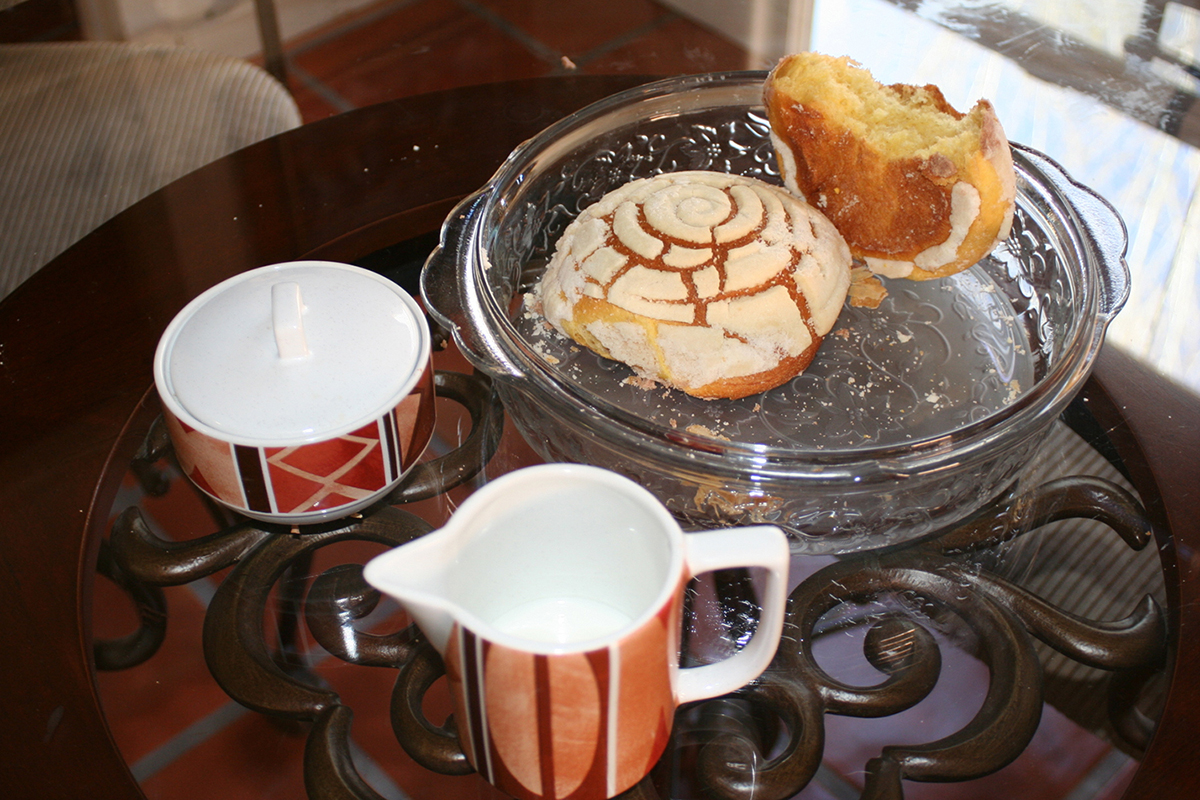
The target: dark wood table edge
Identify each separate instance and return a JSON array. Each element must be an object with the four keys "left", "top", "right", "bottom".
[
  {"left": 1079, "top": 345, "right": 1200, "bottom": 798},
  {"left": 0, "top": 74, "right": 1198, "bottom": 799}
]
